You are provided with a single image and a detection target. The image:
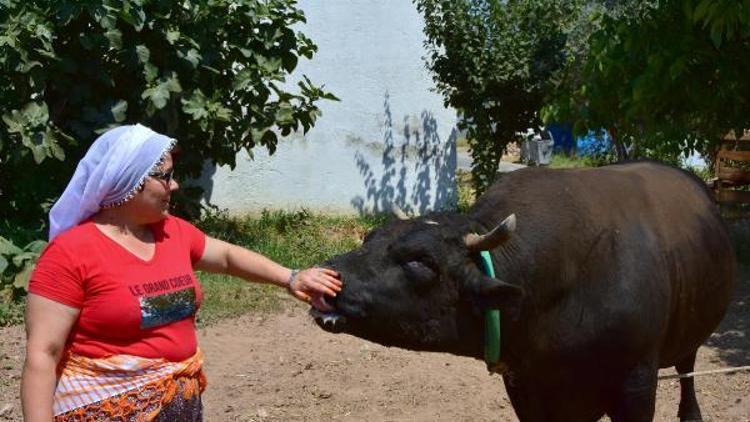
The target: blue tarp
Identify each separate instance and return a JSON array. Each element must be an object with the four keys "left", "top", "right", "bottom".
[
  {"left": 576, "top": 130, "right": 612, "bottom": 156},
  {"left": 548, "top": 124, "right": 612, "bottom": 156},
  {"left": 547, "top": 123, "right": 574, "bottom": 153}
]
